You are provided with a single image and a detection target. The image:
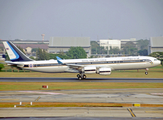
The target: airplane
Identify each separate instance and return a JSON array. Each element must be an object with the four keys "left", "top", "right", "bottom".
[{"left": 2, "top": 41, "right": 161, "bottom": 80}]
